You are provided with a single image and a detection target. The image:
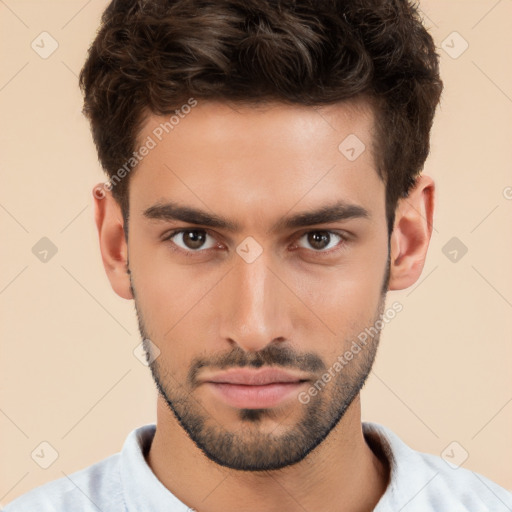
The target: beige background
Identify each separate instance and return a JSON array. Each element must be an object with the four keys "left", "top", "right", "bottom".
[{"left": 1, "top": 0, "right": 511, "bottom": 505}]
